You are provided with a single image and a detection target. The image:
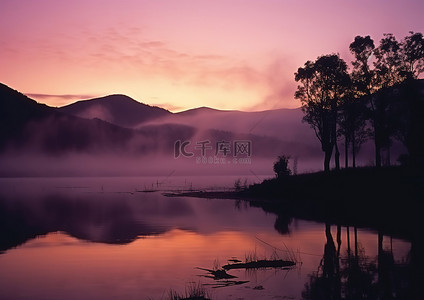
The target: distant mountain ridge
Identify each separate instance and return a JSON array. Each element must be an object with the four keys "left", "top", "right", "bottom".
[
  {"left": 0, "top": 83, "right": 141, "bottom": 154},
  {"left": 59, "top": 94, "right": 171, "bottom": 128},
  {"left": 0, "top": 82, "right": 328, "bottom": 175},
  {"left": 57, "top": 92, "right": 316, "bottom": 145},
  {"left": 0, "top": 82, "right": 307, "bottom": 157},
  {"left": 1, "top": 81, "right": 419, "bottom": 176},
  {"left": 134, "top": 104, "right": 315, "bottom": 146},
  {"left": 0, "top": 83, "right": 55, "bottom": 148},
  {"left": 176, "top": 106, "right": 235, "bottom": 116}
]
